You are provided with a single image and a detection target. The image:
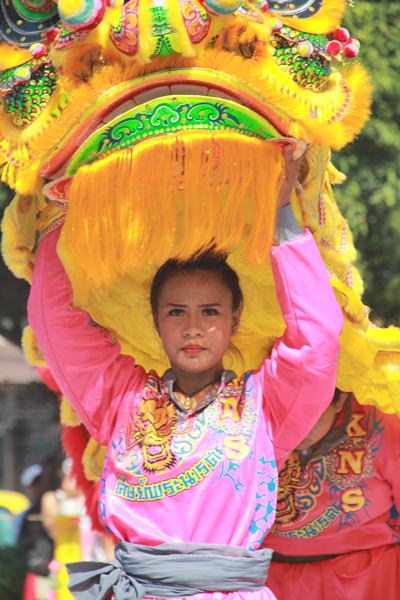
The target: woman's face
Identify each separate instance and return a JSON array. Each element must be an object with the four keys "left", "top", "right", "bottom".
[
  {"left": 296, "top": 392, "right": 348, "bottom": 451},
  {"left": 155, "top": 269, "right": 241, "bottom": 378},
  {"left": 296, "top": 405, "right": 338, "bottom": 451}
]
